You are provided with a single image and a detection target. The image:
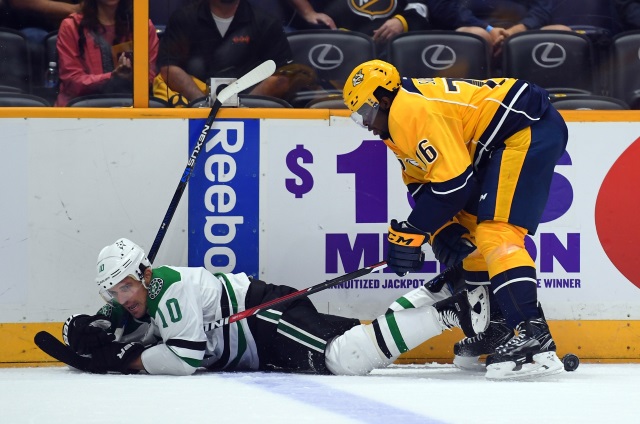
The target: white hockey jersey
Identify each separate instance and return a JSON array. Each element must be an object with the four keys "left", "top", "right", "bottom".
[{"left": 99, "top": 266, "right": 260, "bottom": 375}]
